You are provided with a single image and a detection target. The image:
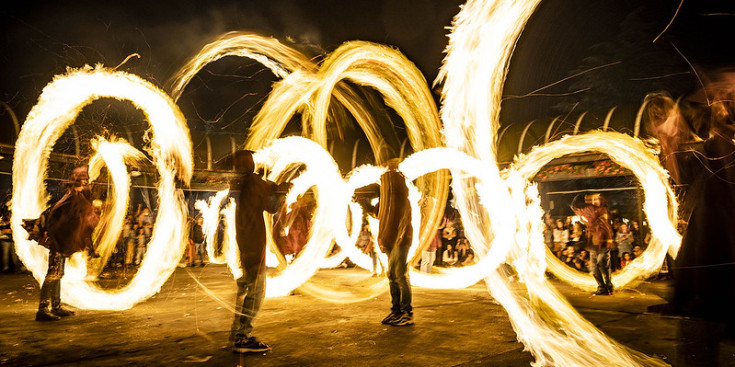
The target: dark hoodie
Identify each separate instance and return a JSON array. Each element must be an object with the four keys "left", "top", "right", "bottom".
[{"left": 233, "top": 151, "right": 278, "bottom": 271}]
